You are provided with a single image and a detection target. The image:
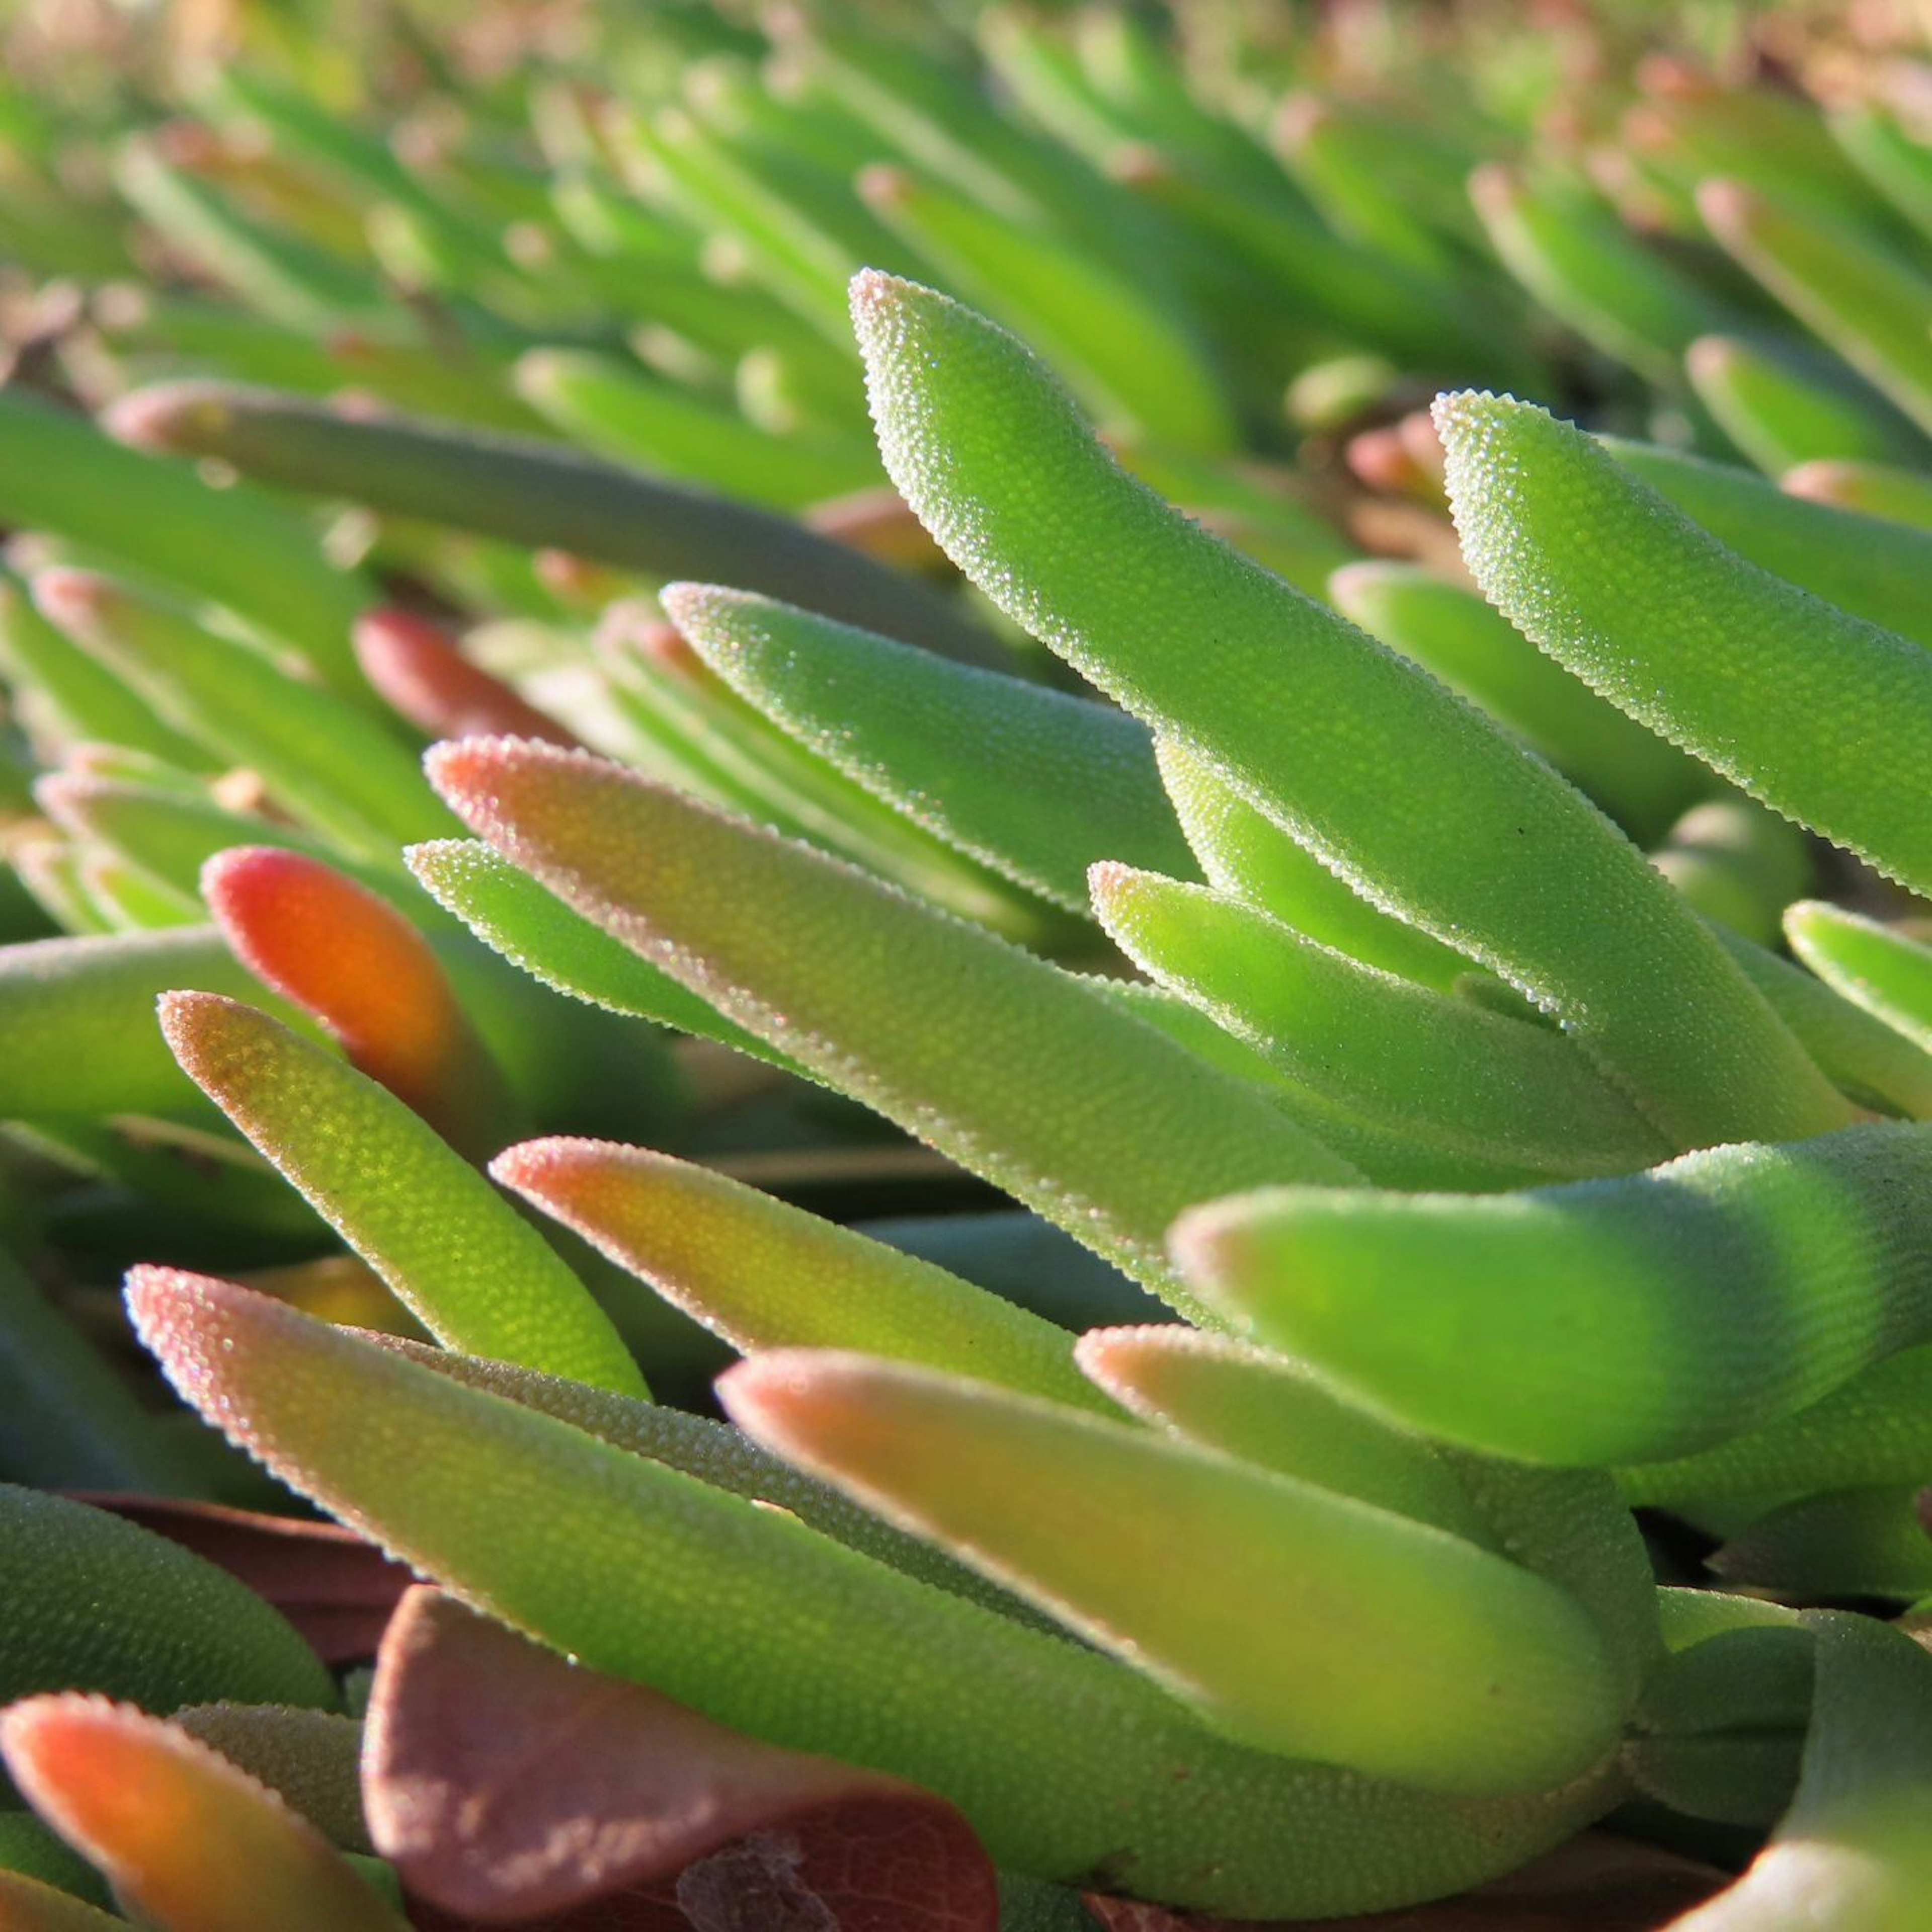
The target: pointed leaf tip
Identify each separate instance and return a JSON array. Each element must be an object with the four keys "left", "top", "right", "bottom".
[
  {"left": 354, "top": 610, "right": 578, "bottom": 748},
  {"left": 1, "top": 1694, "right": 409, "bottom": 1932},
  {"left": 200, "top": 847, "right": 475, "bottom": 1129}
]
